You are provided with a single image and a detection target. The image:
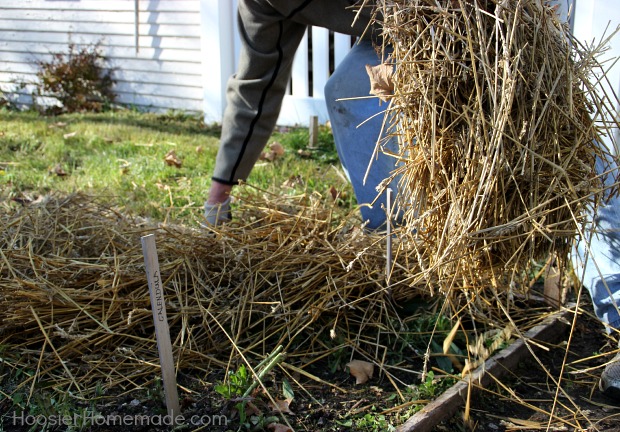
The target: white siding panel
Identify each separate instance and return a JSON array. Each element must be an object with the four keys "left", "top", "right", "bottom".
[
  {"left": 0, "top": 0, "right": 204, "bottom": 113},
  {"left": 1, "top": 1, "right": 200, "bottom": 12},
  {"left": 115, "top": 81, "right": 201, "bottom": 100},
  {"left": 1, "top": 32, "right": 202, "bottom": 51},
  {"left": 115, "top": 93, "right": 203, "bottom": 112},
  {"left": 1, "top": 41, "right": 202, "bottom": 64},
  {"left": 1, "top": 10, "right": 200, "bottom": 26},
  {"left": 0, "top": 20, "right": 201, "bottom": 38},
  {"left": 115, "top": 70, "right": 201, "bottom": 87}
]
